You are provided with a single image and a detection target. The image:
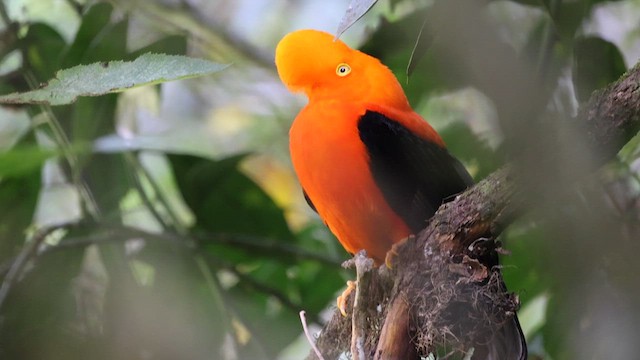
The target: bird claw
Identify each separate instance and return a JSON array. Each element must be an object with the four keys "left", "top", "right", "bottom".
[
  {"left": 336, "top": 280, "right": 357, "bottom": 316},
  {"left": 384, "top": 247, "right": 398, "bottom": 269},
  {"left": 384, "top": 235, "right": 414, "bottom": 269}
]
